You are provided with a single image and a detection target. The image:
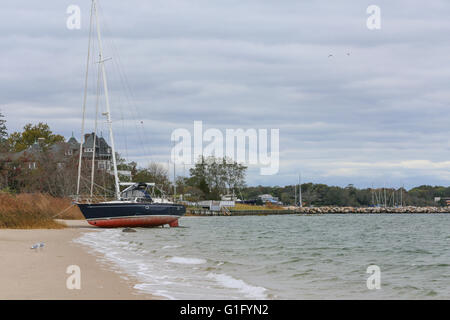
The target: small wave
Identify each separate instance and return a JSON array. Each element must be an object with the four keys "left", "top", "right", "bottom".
[
  {"left": 207, "top": 273, "right": 268, "bottom": 299},
  {"left": 425, "top": 290, "right": 438, "bottom": 297},
  {"left": 291, "top": 269, "right": 314, "bottom": 278},
  {"left": 167, "top": 257, "right": 206, "bottom": 265},
  {"left": 134, "top": 284, "right": 176, "bottom": 300},
  {"left": 162, "top": 245, "right": 181, "bottom": 249}
]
